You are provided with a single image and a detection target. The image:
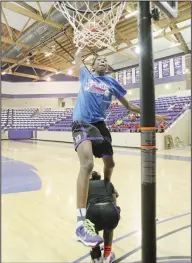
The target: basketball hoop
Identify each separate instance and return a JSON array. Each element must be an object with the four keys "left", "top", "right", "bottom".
[{"left": 54, "top": 1, "right": 126, "bottom": 49}]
